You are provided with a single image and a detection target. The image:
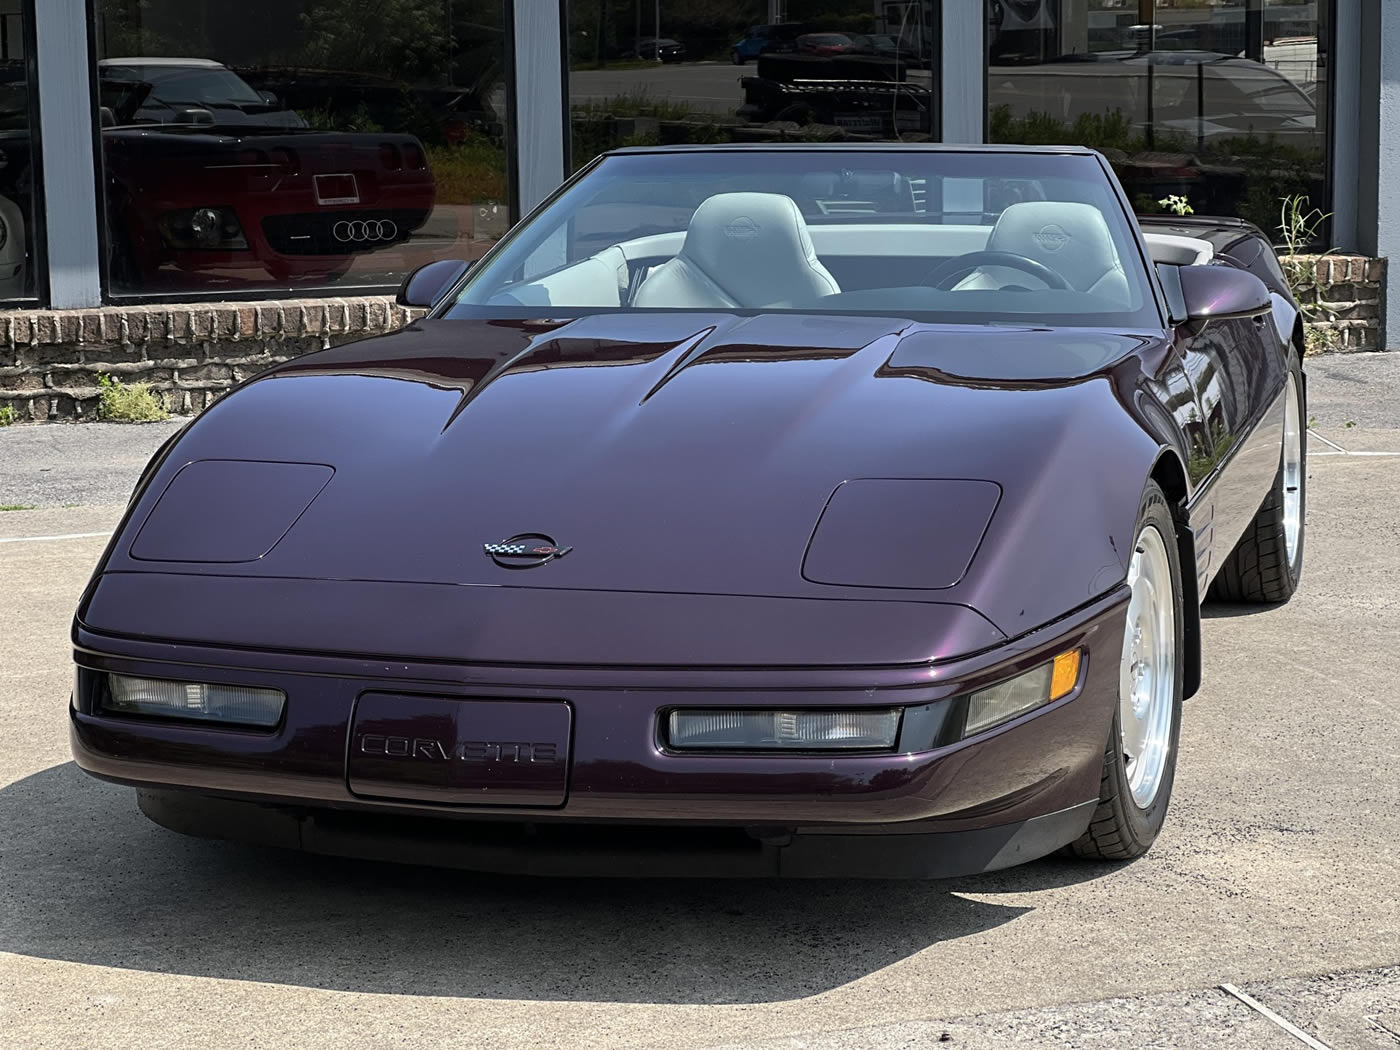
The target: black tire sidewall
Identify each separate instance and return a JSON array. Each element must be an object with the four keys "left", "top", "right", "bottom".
[{"left": 1110, "top": 484, "right": 1186, "bottom": 847}]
